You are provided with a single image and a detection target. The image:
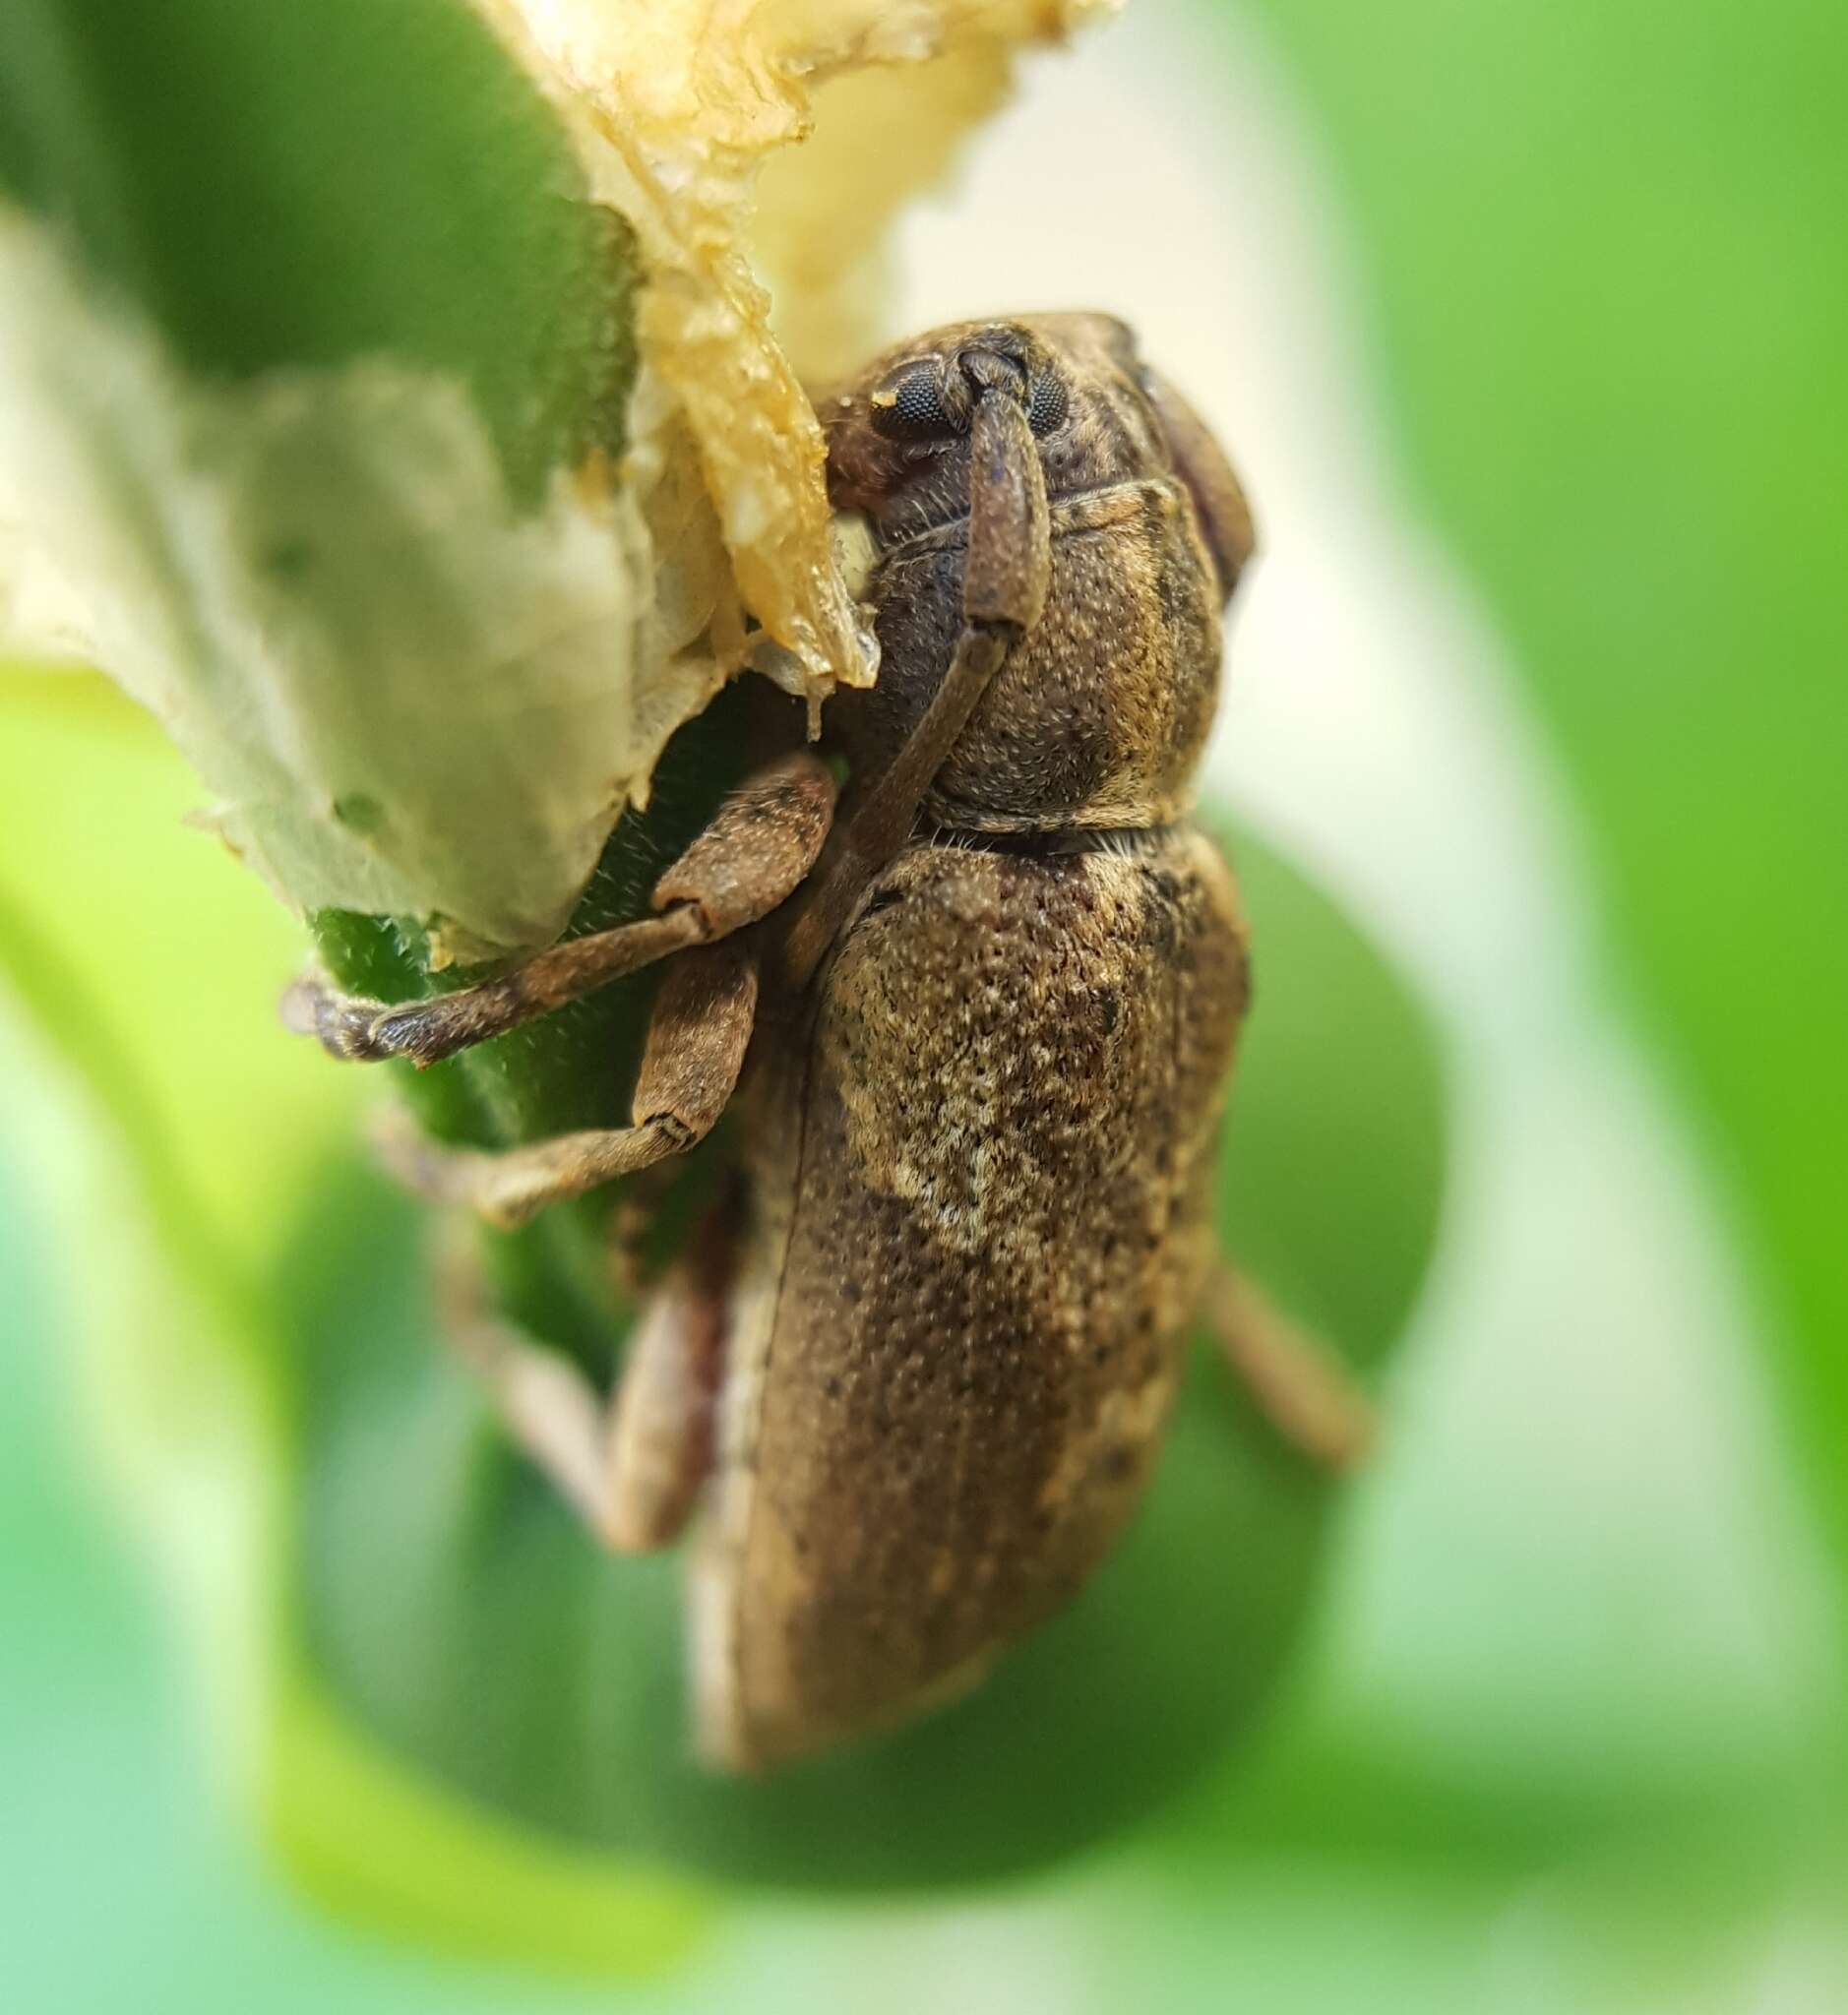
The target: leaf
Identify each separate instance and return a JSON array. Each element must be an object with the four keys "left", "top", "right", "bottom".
[
  {"left": 0, "top": 0, "right": 655, "bottom": 959},
  {"left": 278, "top": 816, "right": 1445, "bottom": 1889},
  {"left": 1232, "top": 0, "right": 1848, "bottom": 1596},
  {"left": 0, "top": 671, "right": 1442, "bottom": 1934},
  {"left": 0, "top": 673, "right": 708, "bottom": 1970}
]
